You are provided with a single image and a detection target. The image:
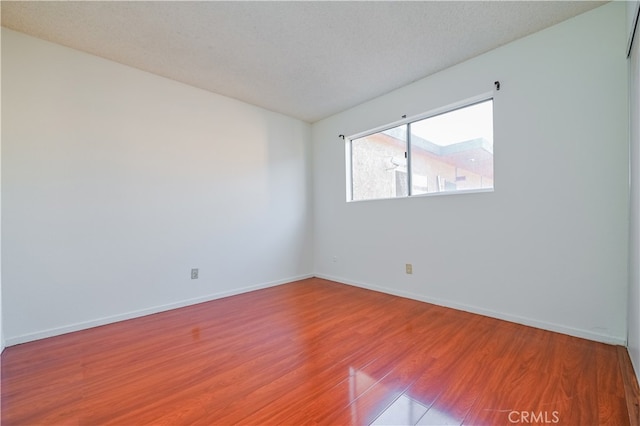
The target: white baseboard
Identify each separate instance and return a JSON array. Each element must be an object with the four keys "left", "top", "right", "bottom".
[
  {"left": 5, "top": 273, "right": 314, "bottom": 347},
  {"left": 315, "top": 273, "right": 627, "bottom": 346},
  {"left": 5, "top": 273, "right": 625, "bottom": 348}
]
